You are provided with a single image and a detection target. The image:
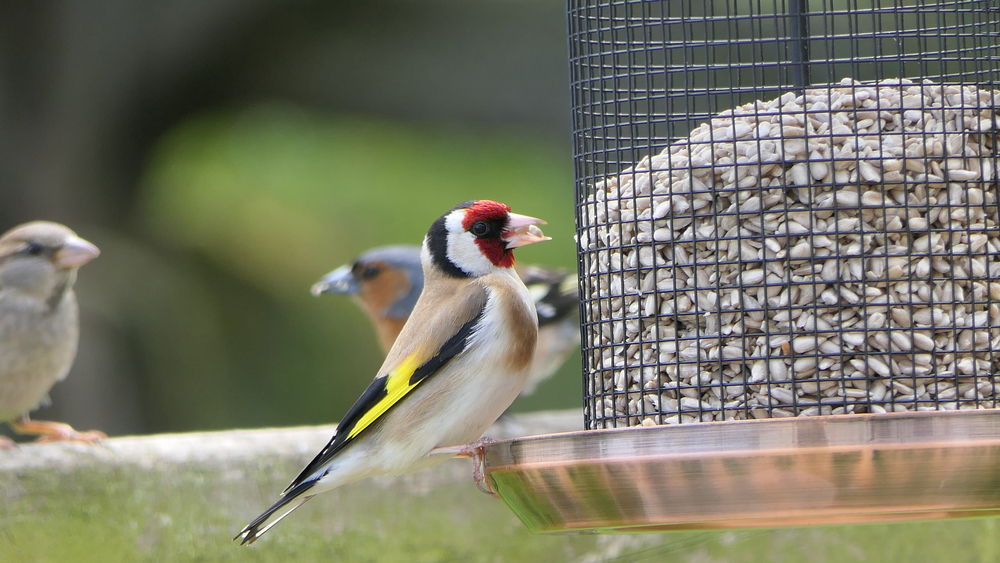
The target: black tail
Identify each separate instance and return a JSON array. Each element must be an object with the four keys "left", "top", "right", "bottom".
[{"left": 236, "top": 480, "right": 317, "bottom": 545}]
